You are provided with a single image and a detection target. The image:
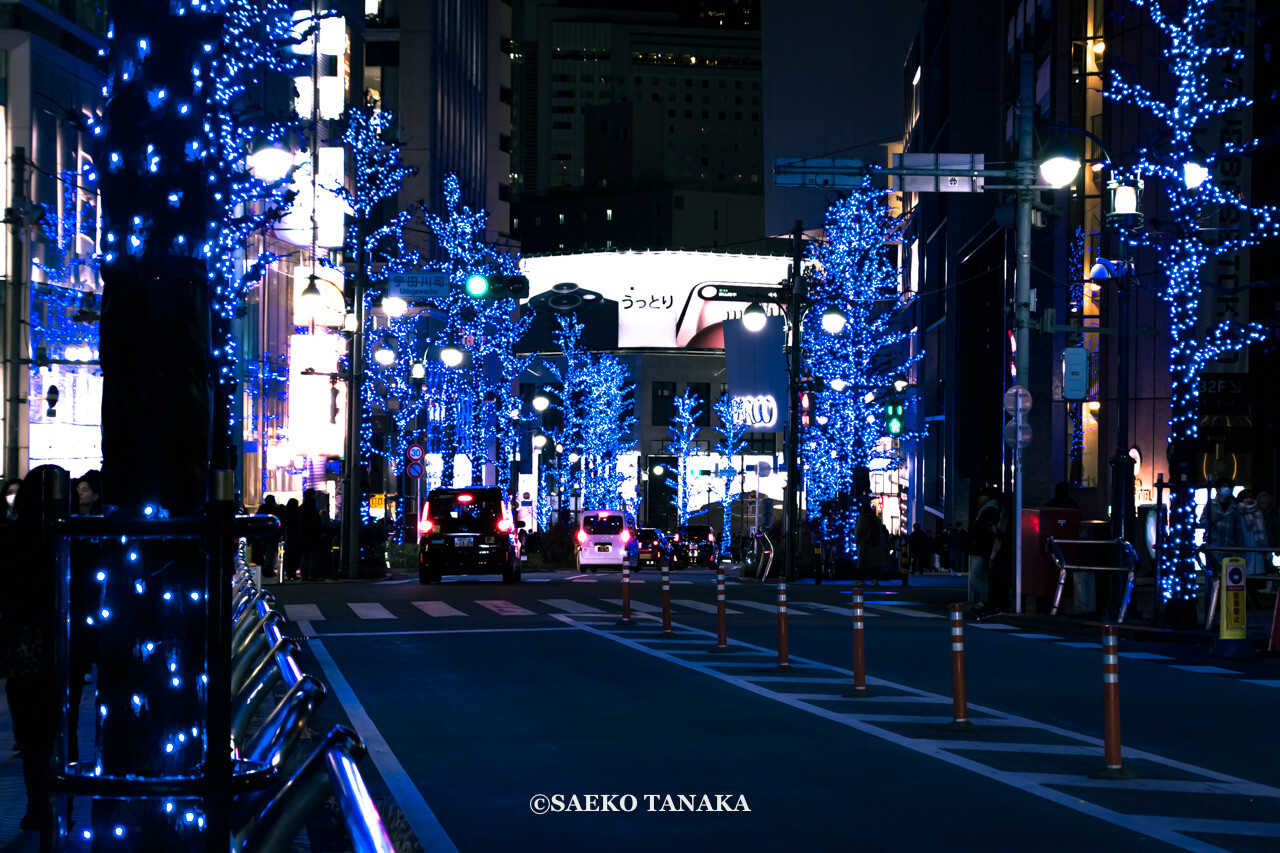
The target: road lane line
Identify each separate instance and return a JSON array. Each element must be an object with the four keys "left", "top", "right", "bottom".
[
  {"left": 1243, "top": 680, "right": 1280, "bottom": 688},
  {"left": 539, "top": 598, "right": 606, "bottom": 614},
  {"left": 287, "top": 603, "right": 324, "bottom": 622},
  {"left": 732, "top": 600, "right": 808, "bottom": 615},
  {"left": 1056, "top": 642, "right": 1099, "bottom": 648},
  {"left": 791, "top": 602, "right": 880, "bottom": 617},
  {"left": 348, "top": 603, "right": 396, "bottom": 620},
  {"left": 603, "top": 599, "right": 663, "bottom": 612},
  {"left": 673, "top": 599, "right": 741, "bottom": 614},
  {"left": 412, "top": 601, "right": 466, "bottom": 617},
  {"left": 1009, "top": 633, "right": 1062, "bottom": 640},
  {"left": 303, "top": 626, "right": 576, "bottom": 638},
  {"left": 306, "top": 638, "right": 460, "bottom": 853},
  {"left": 1118, "top": 652, "right": 1174, "bottom": 661},
  {"left": 477, "top": 600, "right": 535, "bottom": 616},
  {"left": 562, "top": 613, "right": 1276, "bottom": 851},
  {"left": 969, "top": 623, "right": 1019, "bottom": 630},
  {"left": 1171, "top": 665, "right": 1241, "bottom": 675},
  {"left": 1011, "top": 774, "right": 1280, "bottom": 796},
  {"left": 864, "top": 604, "right": 944, "bottom": 619}
]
